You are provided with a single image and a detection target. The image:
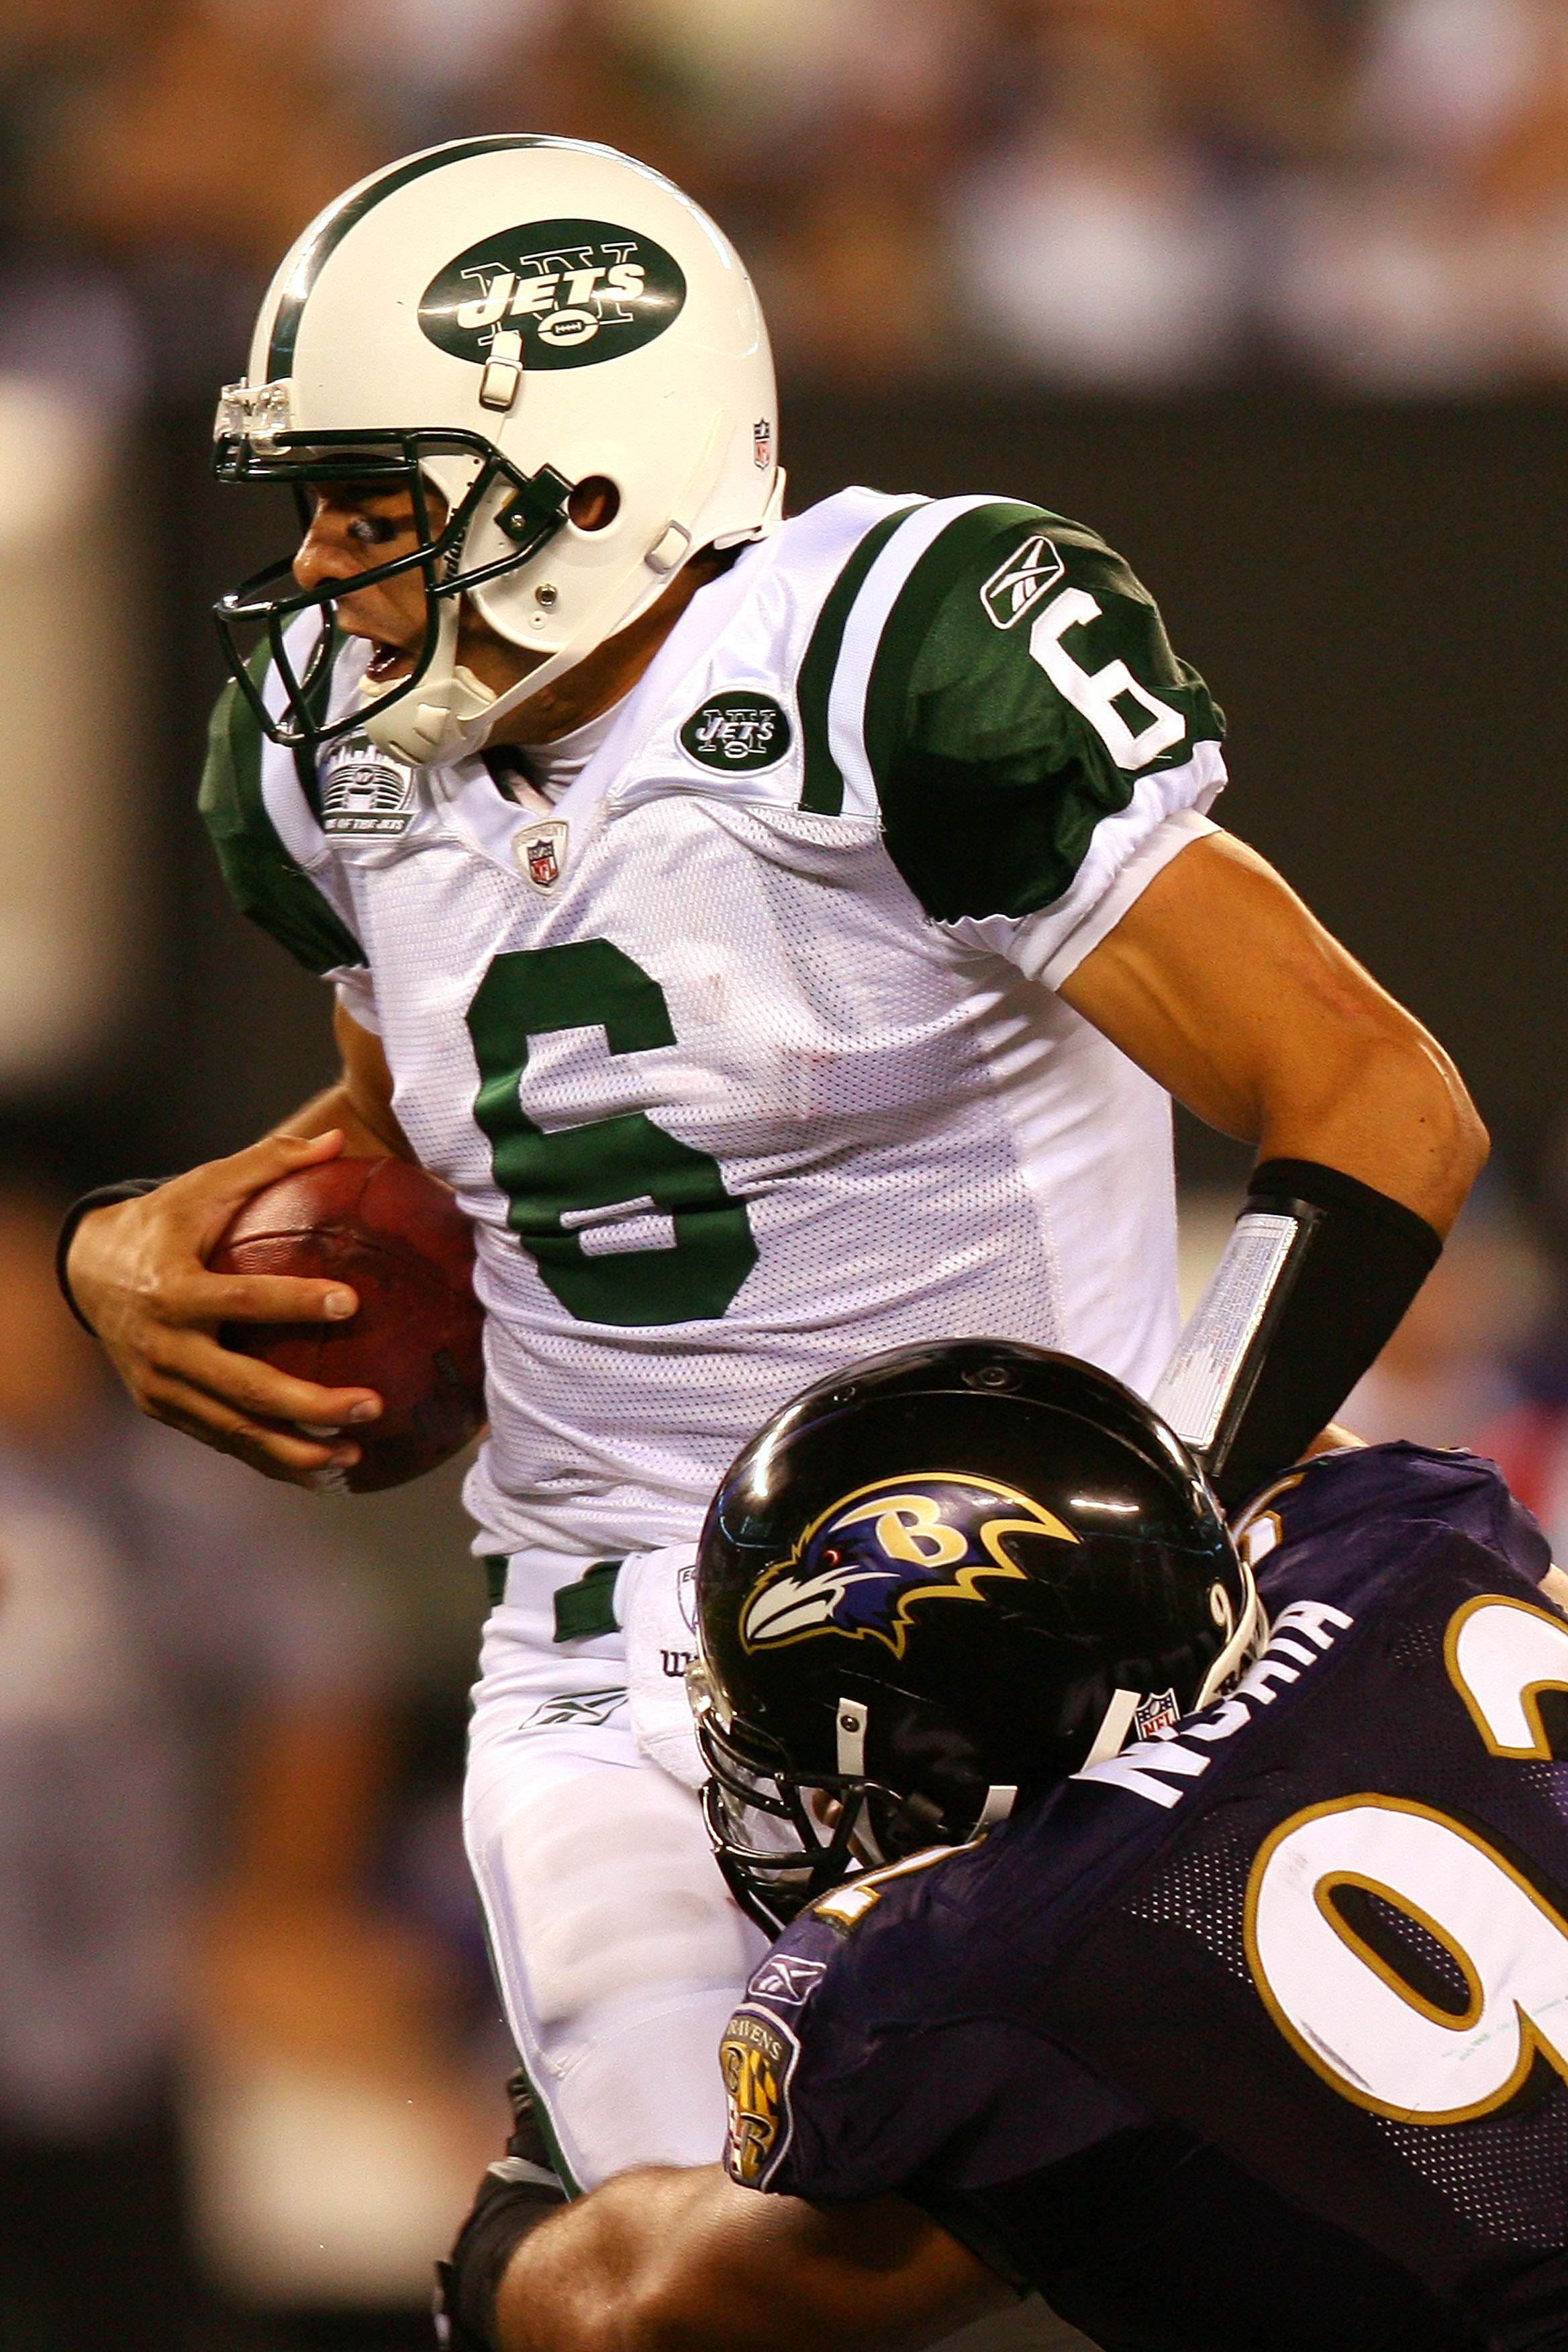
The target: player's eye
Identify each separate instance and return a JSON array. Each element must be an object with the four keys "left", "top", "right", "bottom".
[{"left": 347, "top": 511, "right": 407, "bottom": 548}]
